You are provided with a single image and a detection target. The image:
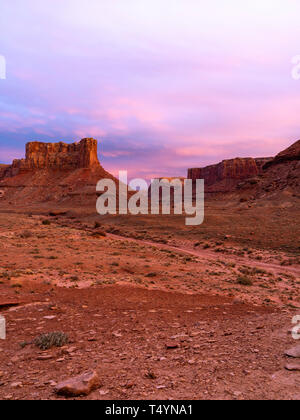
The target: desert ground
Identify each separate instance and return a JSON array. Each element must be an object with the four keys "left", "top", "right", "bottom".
[{"left": 0, "top": 198, "right": 299, "bottom": 400}]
